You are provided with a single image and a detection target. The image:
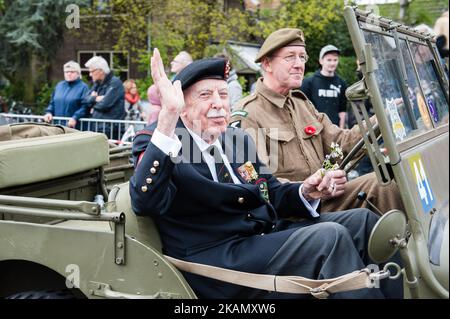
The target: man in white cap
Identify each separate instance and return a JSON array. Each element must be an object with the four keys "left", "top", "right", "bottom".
[
  {"left": 43, "top": 61, "right": 89, "bottom": 129},
  {"left": 301, "top": 44, "right": 348, "bottom": 129}
]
